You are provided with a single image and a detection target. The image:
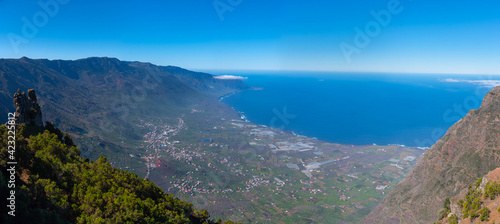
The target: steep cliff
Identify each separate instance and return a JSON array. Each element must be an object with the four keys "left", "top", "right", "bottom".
[{"left": 363, "top": 86, "right": 500, "bottom": 223}]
